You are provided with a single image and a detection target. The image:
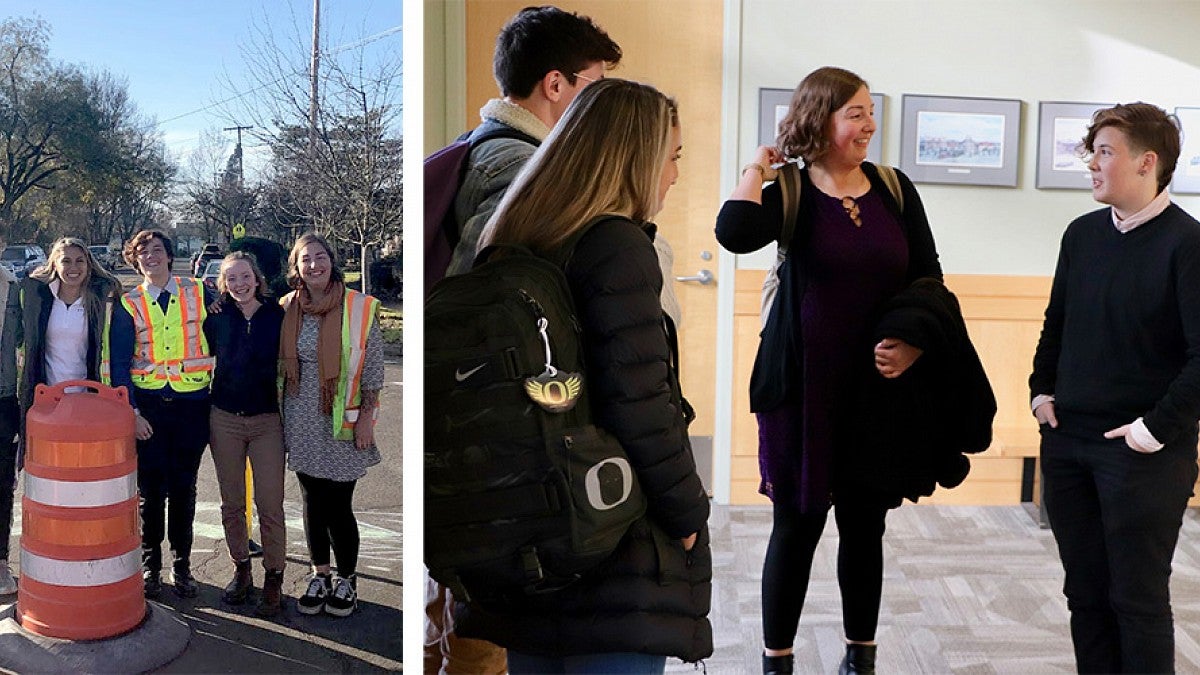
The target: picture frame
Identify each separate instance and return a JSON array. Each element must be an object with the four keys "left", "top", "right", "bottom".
[
  {"left": 900, "top": 94, "right": 1022, "bottom": 186},
  {"left": 757, "top": 88, "right": 884, "bottom": 164},
  {"left": 1172, "top": 107, "right": 1200, "bottom": 194},
  {"left": 1036, "top": 102, "right": 1111, "bottom": 189}
]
